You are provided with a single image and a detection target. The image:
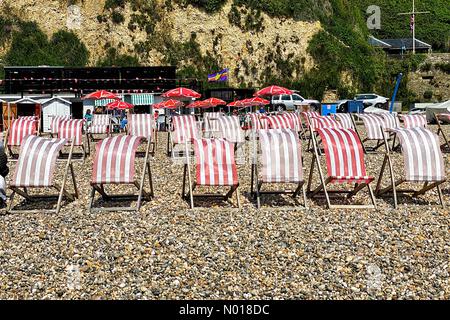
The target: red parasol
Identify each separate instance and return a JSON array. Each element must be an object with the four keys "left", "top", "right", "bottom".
[
  {"left": 247, "top": 97, "right": 270, "bottom": 106},
  {"left": 161, "top": 99, "right": 185, "bottom": 109},
  {"left": 187, "top": 100, "right": 206, "bottom": 108},
  {"left": 162, "top": 87, "right": 201, "bottom": 99},
  {"left": 254, "top": 85, "right": 293, "bottom": 97},
  {"left": 201, "top": 98, "right": 227, "bottom": 108},
  {"left": 106, "top": 100, "right": 134, "bottom": 110},
  {"left": 227, "top": 100, "right": 244, "bottom": 107},
  {"left": 82, "top": 90, "right": 121, "bottom": 100}
]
